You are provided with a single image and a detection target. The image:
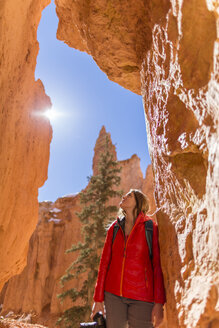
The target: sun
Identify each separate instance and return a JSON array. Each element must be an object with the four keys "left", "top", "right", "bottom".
[
  {"left": 43, "top": 108, "right": 61, "bottom": 121},
  {"left": 32, "top": 106, "right": 70, "bottom": 125}
]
